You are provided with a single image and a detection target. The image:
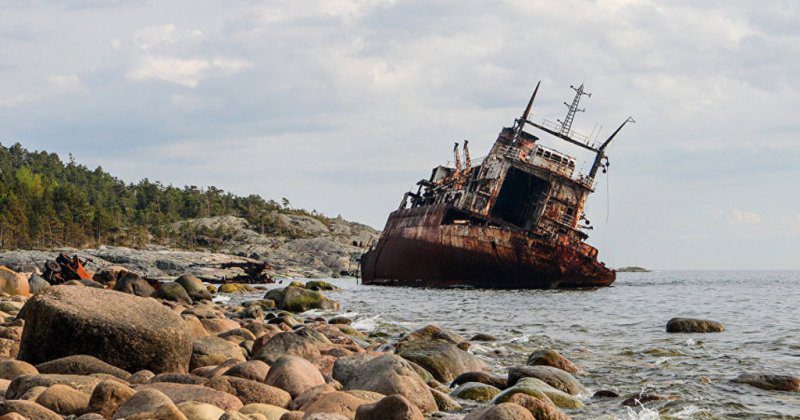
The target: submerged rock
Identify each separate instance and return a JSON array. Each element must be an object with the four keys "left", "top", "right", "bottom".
[
  {"left": 666, "top": 317, "right": 724, "bottom": 333},
  {"left": 17, "top": 286, "right": 192, "bottom": 373},
  {"left": 732, "top": 374, "right": 800, "bottom": 392}
]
